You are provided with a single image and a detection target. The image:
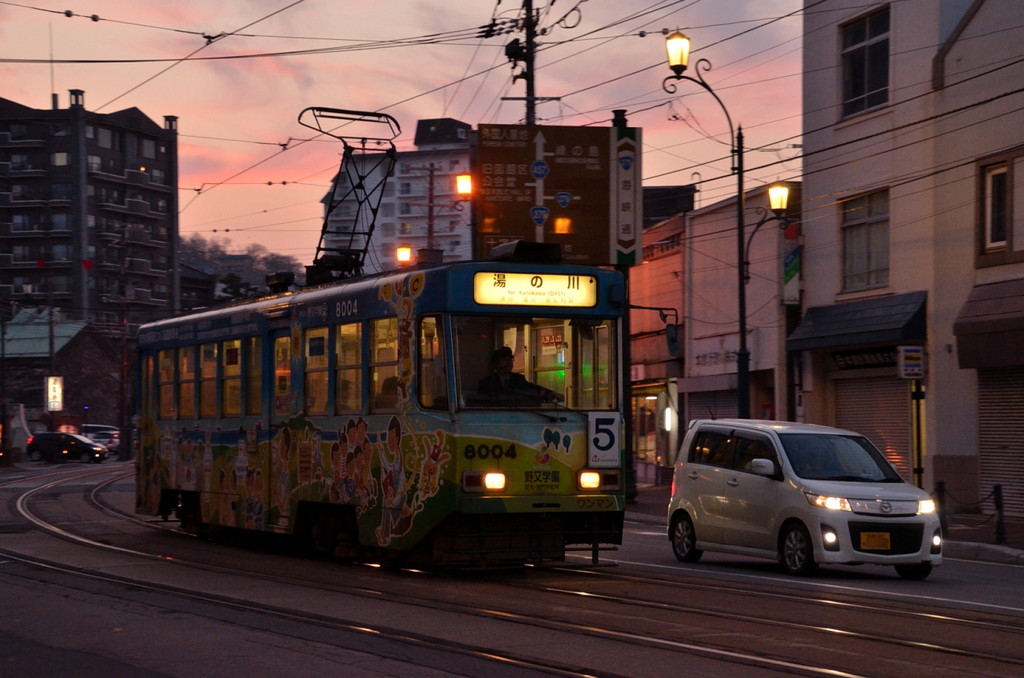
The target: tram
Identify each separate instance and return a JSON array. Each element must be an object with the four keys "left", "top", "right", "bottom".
[{"left": 135, "top": 245, "right": 626, "bottom": 567}]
